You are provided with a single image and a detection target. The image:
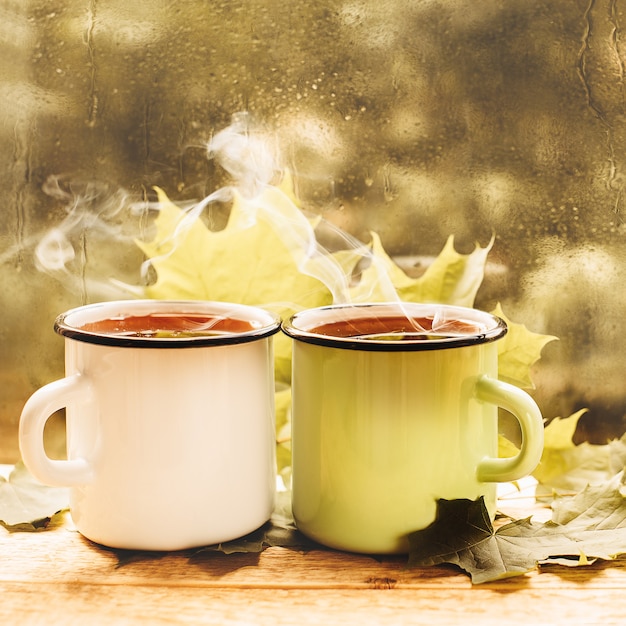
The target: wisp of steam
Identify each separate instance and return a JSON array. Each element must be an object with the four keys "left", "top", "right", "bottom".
[
  {"left": 31, "top": 112, "right": 460, "bottom": 336},
  {"left": 33, "top": 176, "right": 147, "bottom": 299}
]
